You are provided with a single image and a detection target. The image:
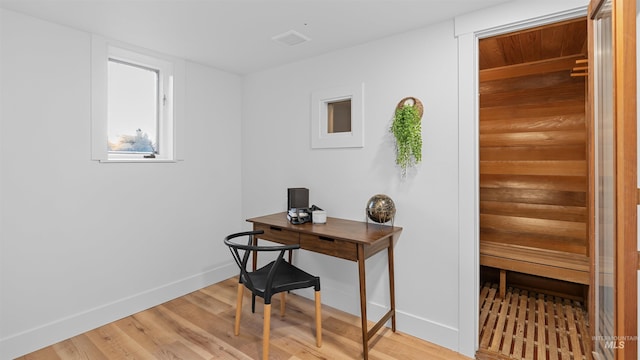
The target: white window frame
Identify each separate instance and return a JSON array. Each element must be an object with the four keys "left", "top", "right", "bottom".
[
  {"left": 91, "top": 35, "right": 185, "bottom": 162},
  {"left": 311, "top": 83, "right": 364, "bottom": 149}
]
